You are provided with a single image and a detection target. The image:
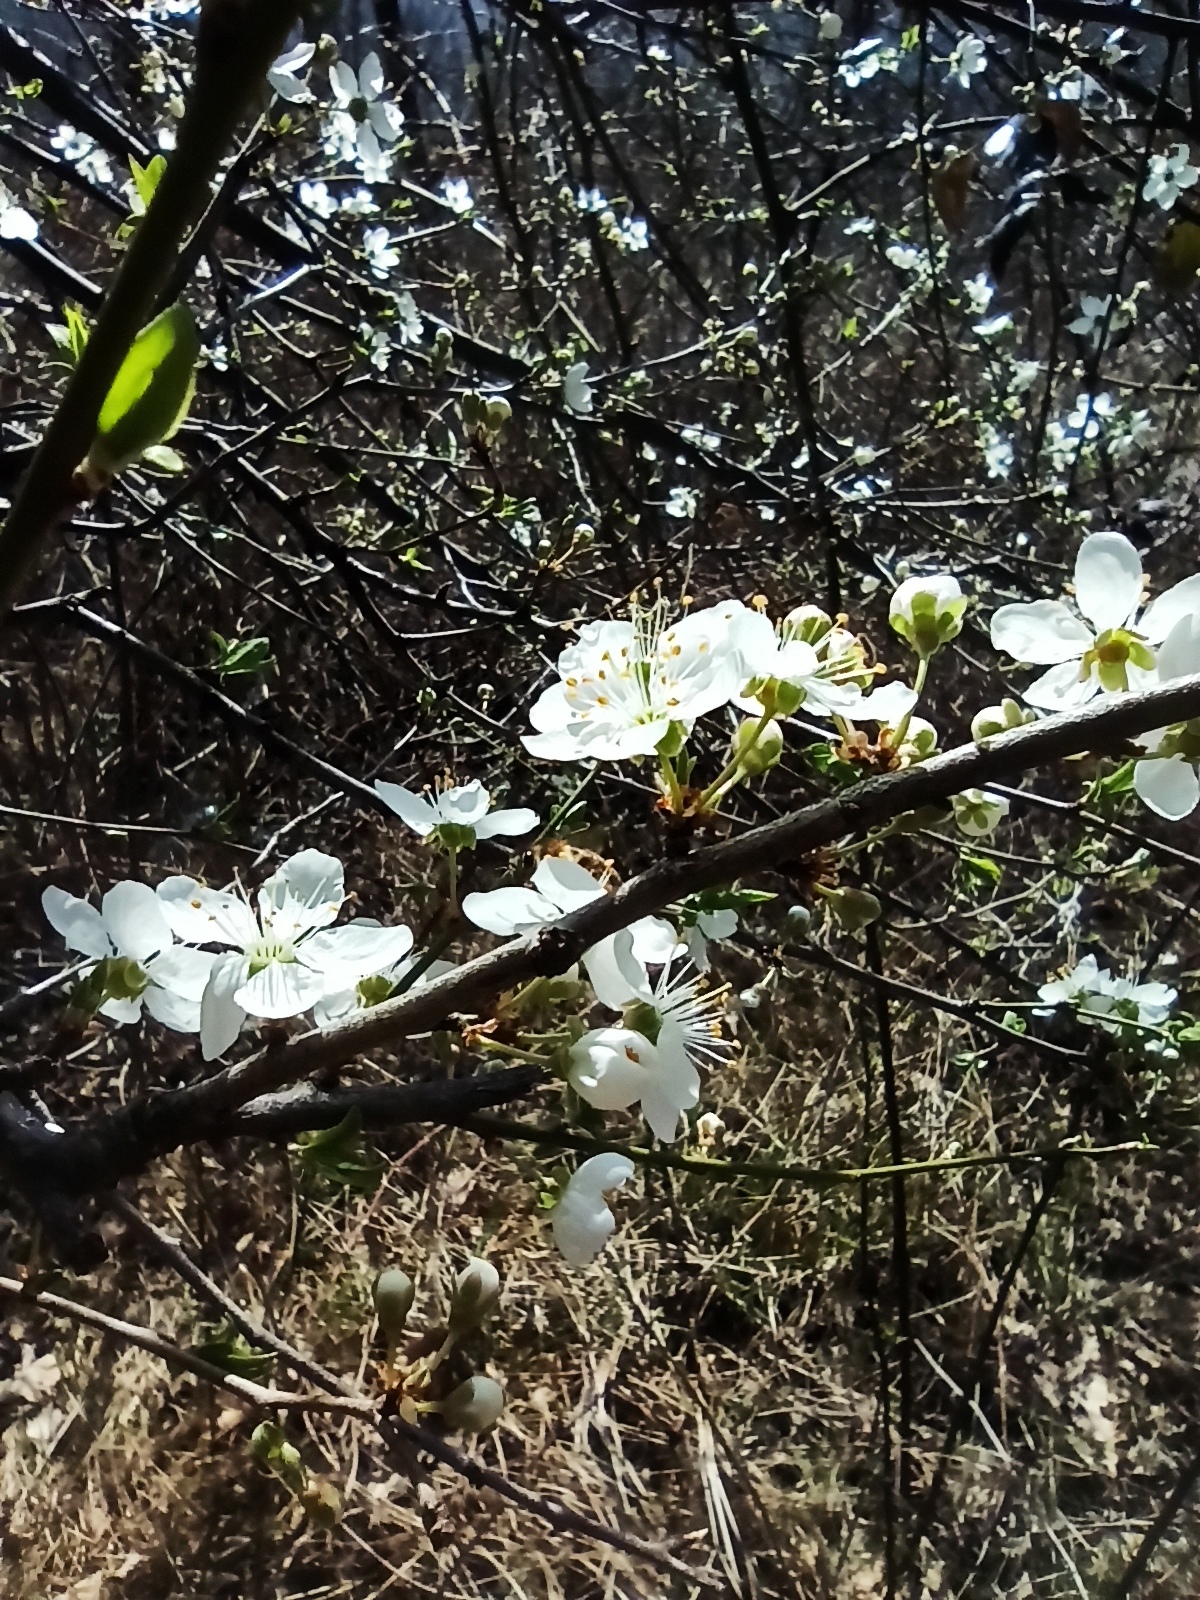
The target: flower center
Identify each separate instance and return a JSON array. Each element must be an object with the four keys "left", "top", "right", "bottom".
[
  {"left": 349, "top": 94, "right": 369, "bottom": 123},
  {"left": 1081, "top": 627, "right": 1153, "bottom": 693},
  {"left": 247, "top": 935, "right": 297, "bottom": 974}
]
